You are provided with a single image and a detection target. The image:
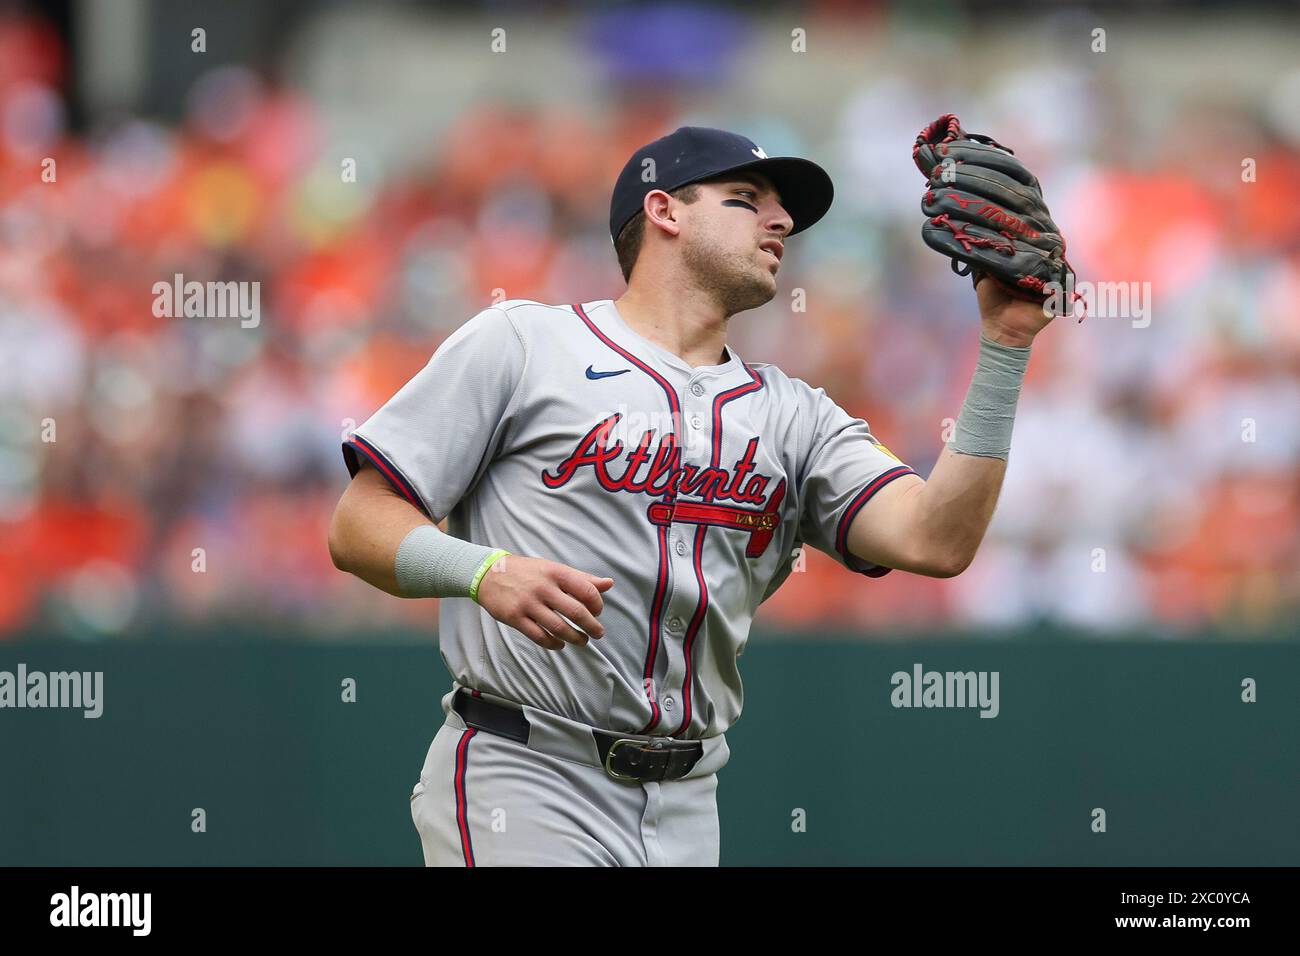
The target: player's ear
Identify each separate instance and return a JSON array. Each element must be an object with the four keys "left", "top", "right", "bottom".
[{"left": 644, "top": 189, "right": 682, "bottom": 238}]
